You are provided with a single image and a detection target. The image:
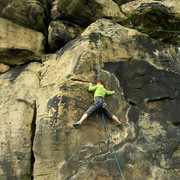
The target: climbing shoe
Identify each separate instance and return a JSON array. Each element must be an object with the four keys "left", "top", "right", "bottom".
[
  {"left": 117, "top": 123, "right": 122, "bottom": 127},
  {"left": 73, "top": 122, "right": 82, "bottom": 126}
]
